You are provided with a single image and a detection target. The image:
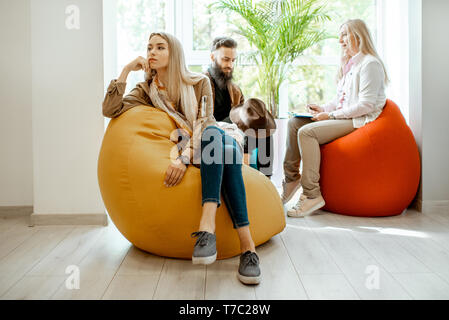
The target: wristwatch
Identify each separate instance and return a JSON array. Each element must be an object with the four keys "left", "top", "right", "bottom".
[
  {"left": 177, "top": 155, "right": 190, "bottom": 166},
  {"left": 329, "top": 112, "right": 336, "bottom": 120}
]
